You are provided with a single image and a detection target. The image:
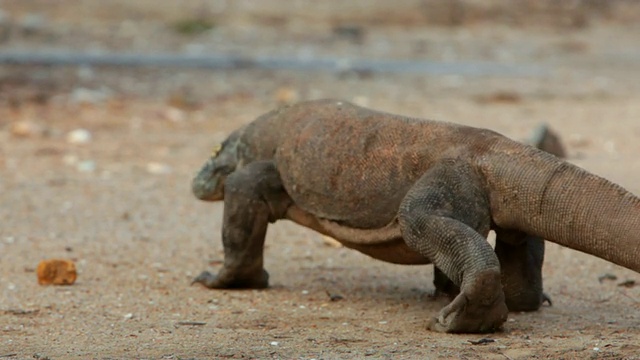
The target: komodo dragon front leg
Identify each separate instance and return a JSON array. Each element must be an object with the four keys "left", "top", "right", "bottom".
[
  {"left": 192, "top": 161, "right": 289, "bottom": 289},
  {"left": 399, "top": 158, "right": 508, "bottom": 333}
]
